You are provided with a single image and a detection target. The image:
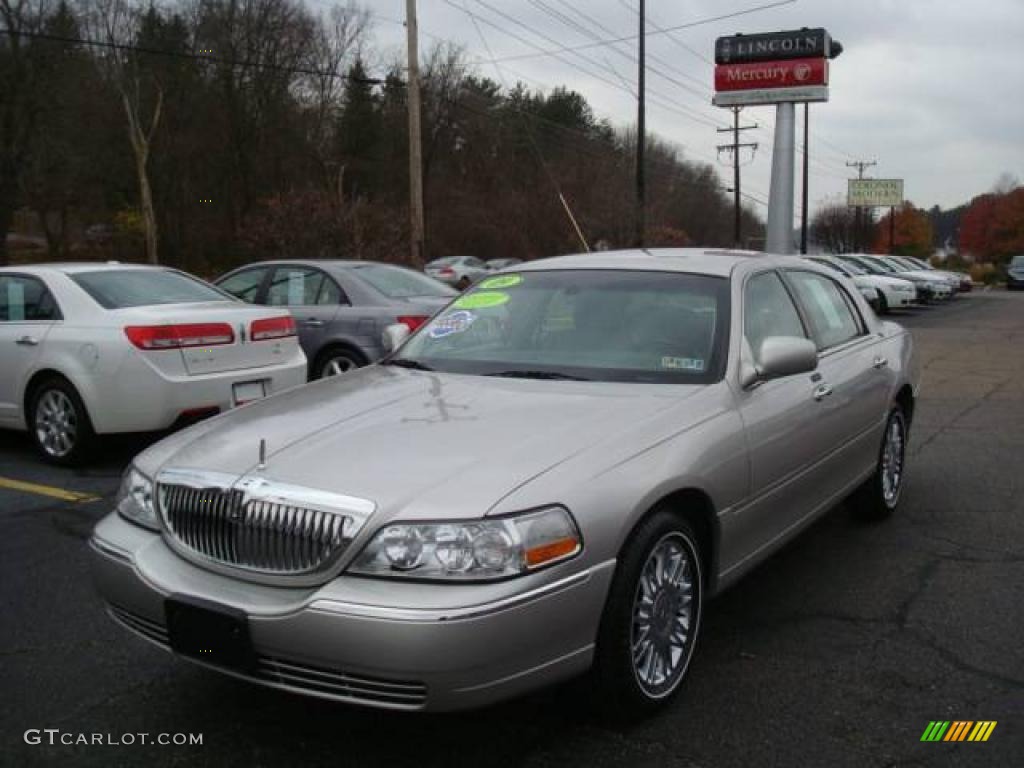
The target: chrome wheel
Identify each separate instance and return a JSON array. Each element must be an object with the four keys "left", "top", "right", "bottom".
[
  {"left": 34, "top": 389, "right": 78, "bottom": 458},
  {"left": 321, "top": 356, "right": 357, "bottom": 378},
  {"left": 630, "top": 532, "right": 698, "bottom": 698},
  {"left": 881, "top": 414, "right": 905, "bottom": 506}
]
